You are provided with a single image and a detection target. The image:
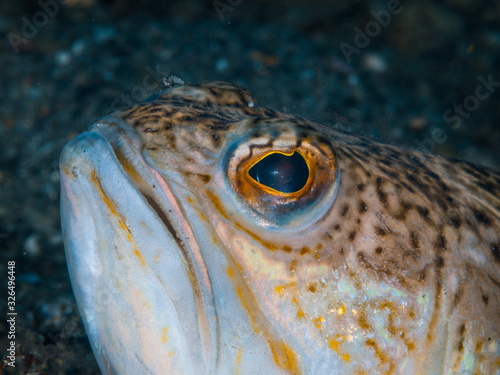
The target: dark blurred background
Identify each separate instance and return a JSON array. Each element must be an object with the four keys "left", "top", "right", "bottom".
[{"left": 0, "top": 0, "right": 499, "bottom": 373}]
